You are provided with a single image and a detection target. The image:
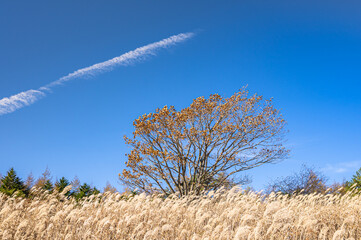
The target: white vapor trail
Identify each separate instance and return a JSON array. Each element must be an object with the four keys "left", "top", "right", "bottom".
[{"left": 0, "top": 32, "right": 194, "bottom": 116}]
